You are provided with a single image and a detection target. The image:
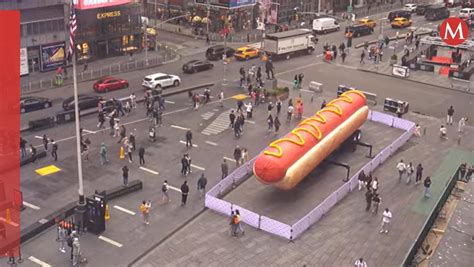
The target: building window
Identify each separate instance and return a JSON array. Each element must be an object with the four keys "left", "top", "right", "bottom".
[
  {"left": 39, "top": 21, "right": 46, "bottom": 34},
  {"left": 52, "top": 20, "right": 59, "bottom": 31}
]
